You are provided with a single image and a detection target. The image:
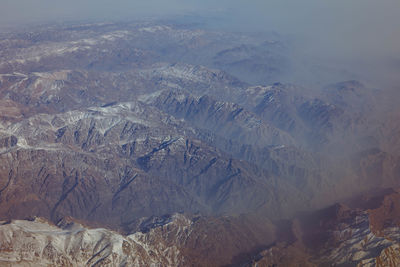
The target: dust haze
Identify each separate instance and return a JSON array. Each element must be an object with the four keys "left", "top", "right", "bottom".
[{"left": 2, "top": 0, "right": 400, "bottom": 88}]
